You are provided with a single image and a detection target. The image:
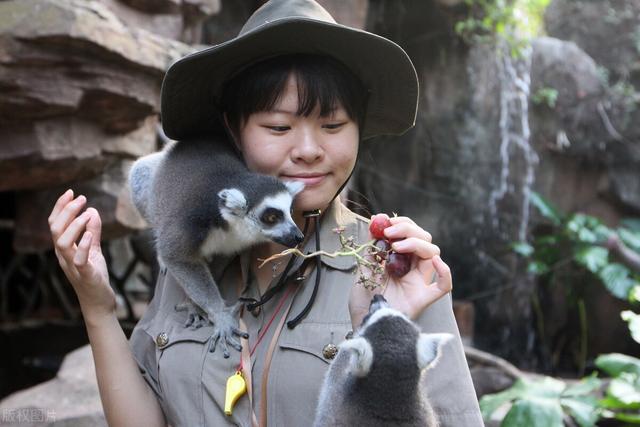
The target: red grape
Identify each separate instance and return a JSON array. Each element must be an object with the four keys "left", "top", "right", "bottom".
[
  {"left": 386, "top": 252, "right": 411, "bottom": 277},
  {"left": 369, "top": 215, "right": 391, "bottom": 239}
]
